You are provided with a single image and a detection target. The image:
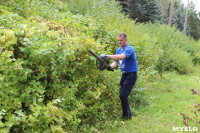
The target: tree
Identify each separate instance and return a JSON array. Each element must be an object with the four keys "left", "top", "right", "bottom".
[
  {"left": 187, "top": 1, "right": 200, "bottom": 40},
  {"left": 117, "top": 0, "right": 130, "bottom": 15},
  {"left": 157, "top": 0, "right": 170, "bottom": 24},
  {"left": 183, "top": 0, "right": 189, "bottom": 34},
  {"left": 129, "top": 0, "right": 162, "bottom": 23},
  {"left": 168, "top": 0, "right": 175, "bottom": 26},
  {"left": 174, "top": 4, "right": 185, "bottom": 31}
]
